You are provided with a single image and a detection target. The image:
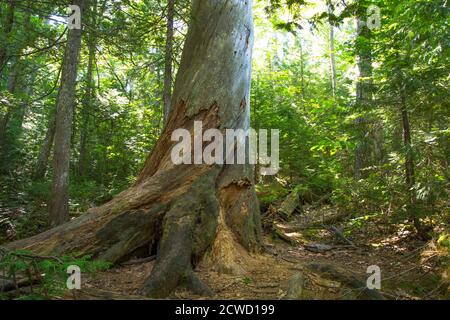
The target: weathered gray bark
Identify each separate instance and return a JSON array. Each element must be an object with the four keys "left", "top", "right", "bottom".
[
  {"left": 7, "top": 0, "right": 262, "bottom": 298},
  {"left": 49, "top": 0, "right": 87, "bottom": 226},
  {"left": 163, "top": 0, "right": 175, "bottom": 125}
]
